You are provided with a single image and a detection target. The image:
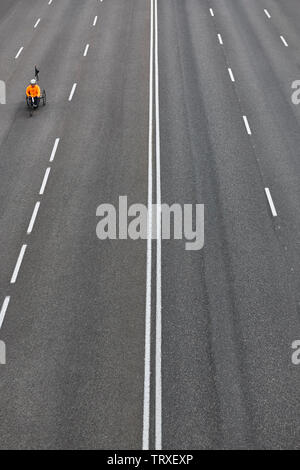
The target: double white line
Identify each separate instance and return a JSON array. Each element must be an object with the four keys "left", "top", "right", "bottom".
[{"left": 143, "top": 0, "right": 162, "bottom": 451}]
